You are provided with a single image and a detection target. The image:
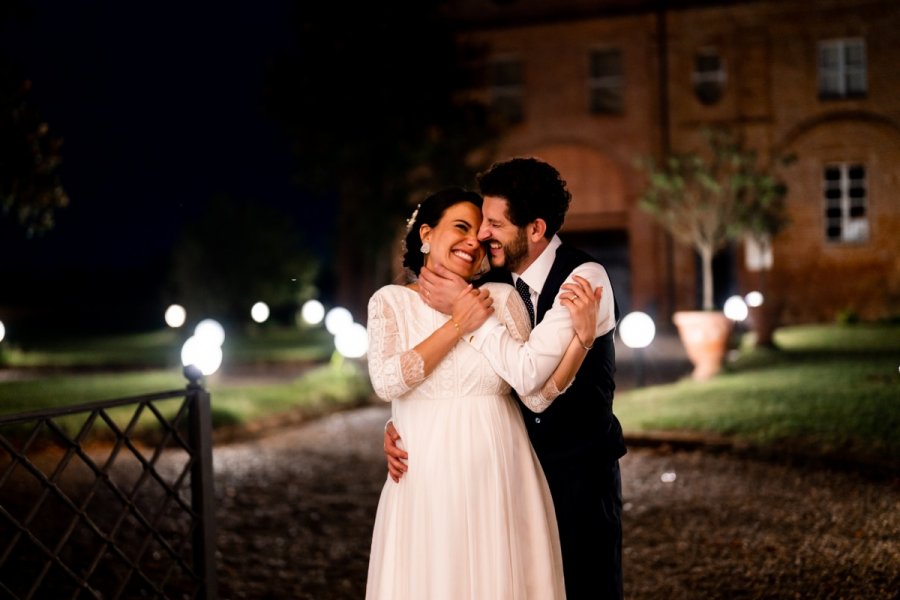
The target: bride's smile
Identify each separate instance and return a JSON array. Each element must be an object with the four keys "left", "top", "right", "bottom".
[{"left": 419, "top": 201, "right": 486, "bottom": 280}]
